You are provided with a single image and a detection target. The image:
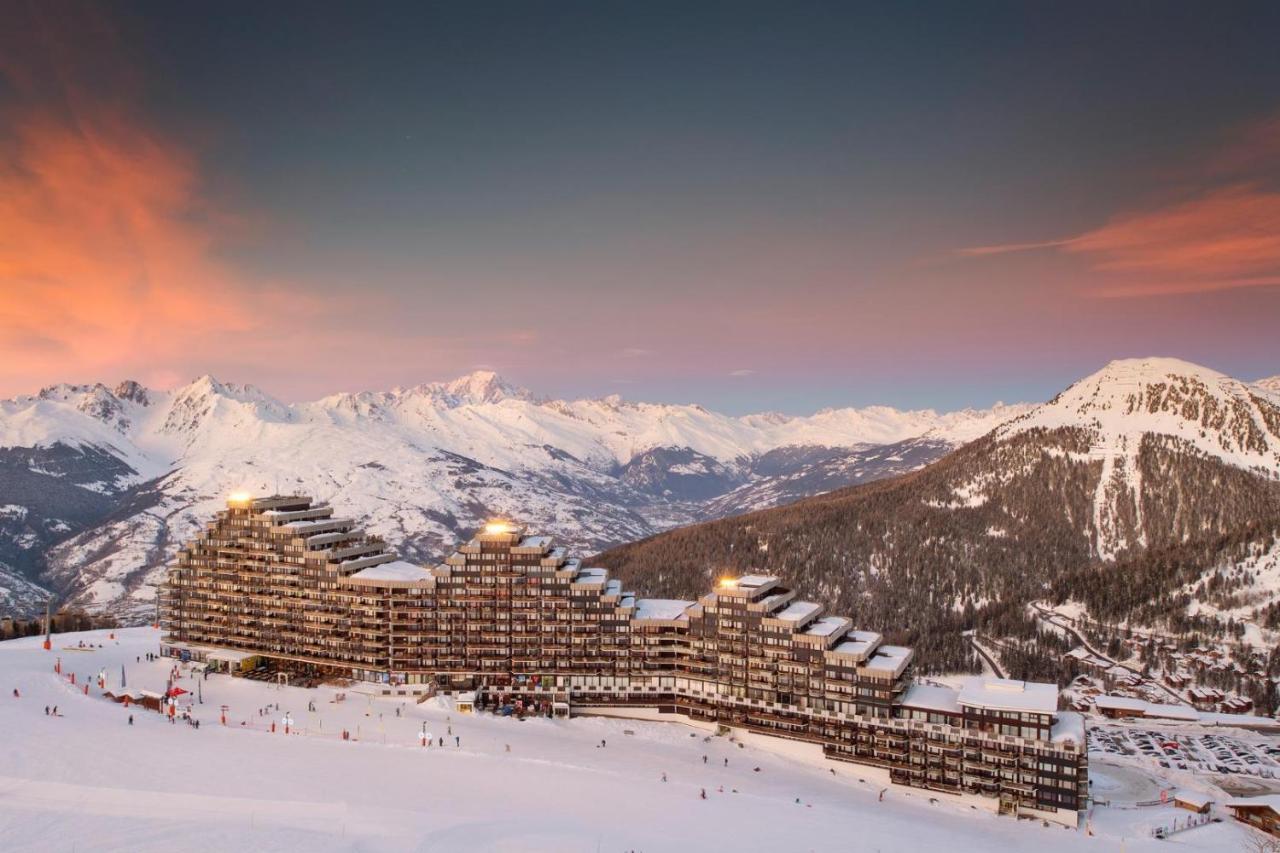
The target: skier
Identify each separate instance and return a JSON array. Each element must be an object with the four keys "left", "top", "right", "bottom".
[
  {"left": 438, "top": 736, "right": 444, "bottom": 747},
  {"left": 702, "top": 755, "right": 707, "bottom": 764},
  {"left": 11, "top": 688, "right": 18, "bottom": 698},
  {"left": 505, "top": 743, "right": 511, "bottom": 752},
  {"left": 601, "top": 738, "right": 606, "bottom": 748},
  {"left": 700, "top": 789, "right": 707, "bottom": 800},
  {"left": 44, "top": 706, "right": 49, "bottom": 716},
  {"left": 128, "top": 715, "right": 134, "bottom": 725},
  {"left": 661, "top": 772, "right": 667, "bottom": 783},
  {"left": 455, "top": 735, "right": 460, "bottom": 747},
  {"left": 878, "top": 789, "right": 885, "bottom": 802},
  {"left": 723, "top": 758, "right": 728, "bottom": 767},
  {"left": 52, "top": 705, "right": 57, "bottom": 716}
]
